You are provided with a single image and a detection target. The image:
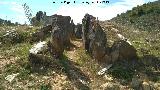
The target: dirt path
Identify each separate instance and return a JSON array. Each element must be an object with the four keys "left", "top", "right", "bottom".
[{"left": 65, "top": 40, "right": 83, "bottom": 61}]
